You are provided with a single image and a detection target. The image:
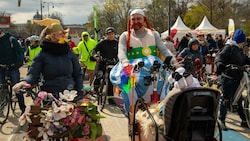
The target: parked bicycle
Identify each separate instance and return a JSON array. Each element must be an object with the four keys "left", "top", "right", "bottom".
[{"left": 0, "top": 64, "right": 22, "bottom": 124}]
